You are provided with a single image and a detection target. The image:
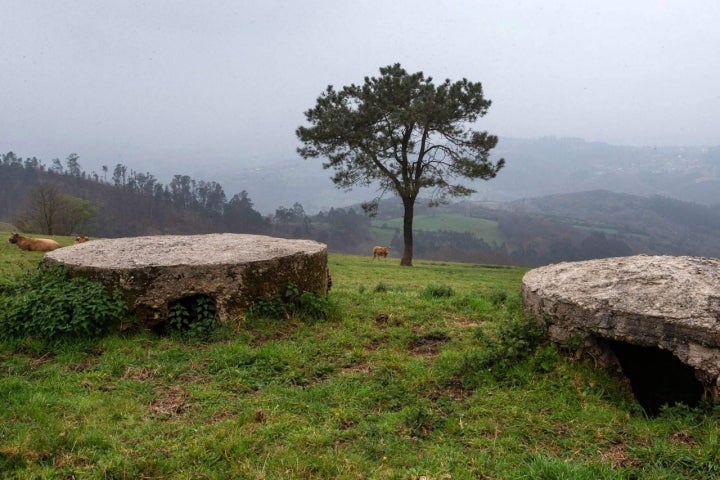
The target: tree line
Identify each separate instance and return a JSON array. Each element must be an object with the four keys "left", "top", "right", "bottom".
[
  {"left": 2, "top": 152, "right": 236, "bottom": 215},
  {"left": 0, "top": 151, "right": 375, "bottom": 253},
  {"left": 1, "top": 151, "right": 268, "bottom": 236}
]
